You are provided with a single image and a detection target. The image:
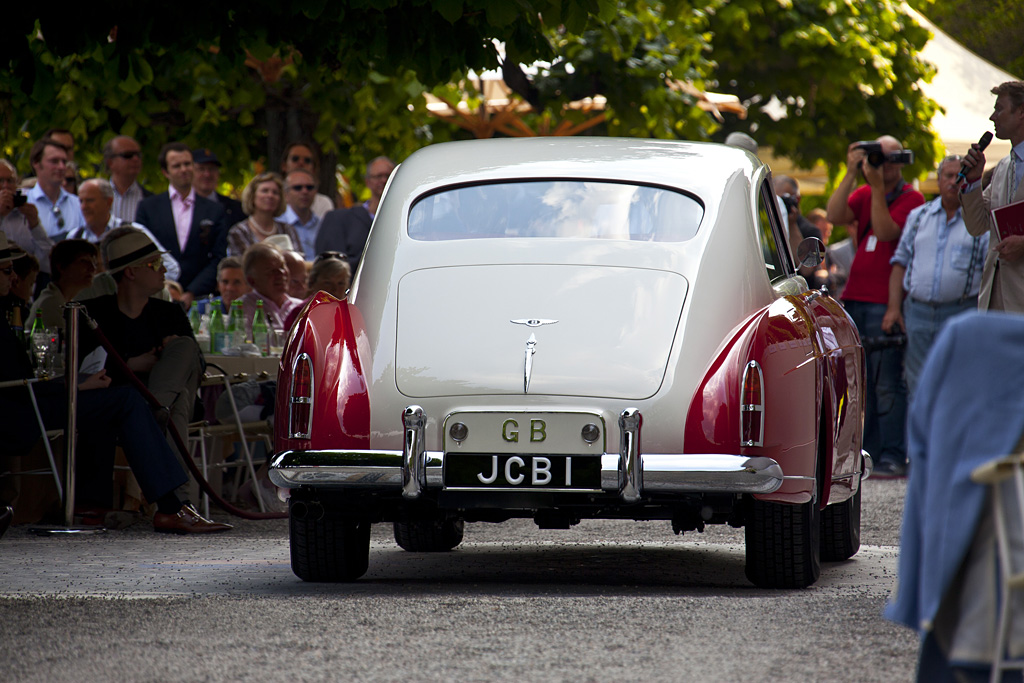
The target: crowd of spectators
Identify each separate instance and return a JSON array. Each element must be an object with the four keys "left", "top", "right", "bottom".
[{"left": 1, "top": 133, "right": 372, "bottom": 534}]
